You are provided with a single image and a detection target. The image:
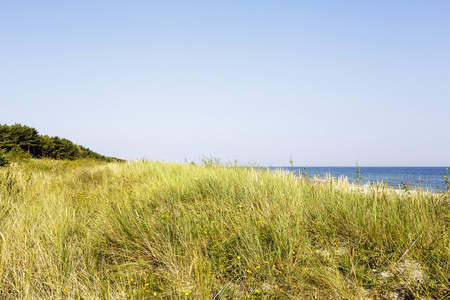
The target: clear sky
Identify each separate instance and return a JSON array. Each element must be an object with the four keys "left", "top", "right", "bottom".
[{"left": 1, "top": 1, "right": 449, "bottom": 166}]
